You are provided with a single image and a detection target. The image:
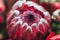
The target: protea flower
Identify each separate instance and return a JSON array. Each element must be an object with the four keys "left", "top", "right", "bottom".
[
  {"left": 7, "top": 0, "right": 51, "bottom": 40},
  {"left": 52, "top": 9, "right": 60, "bottom": 21}
]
